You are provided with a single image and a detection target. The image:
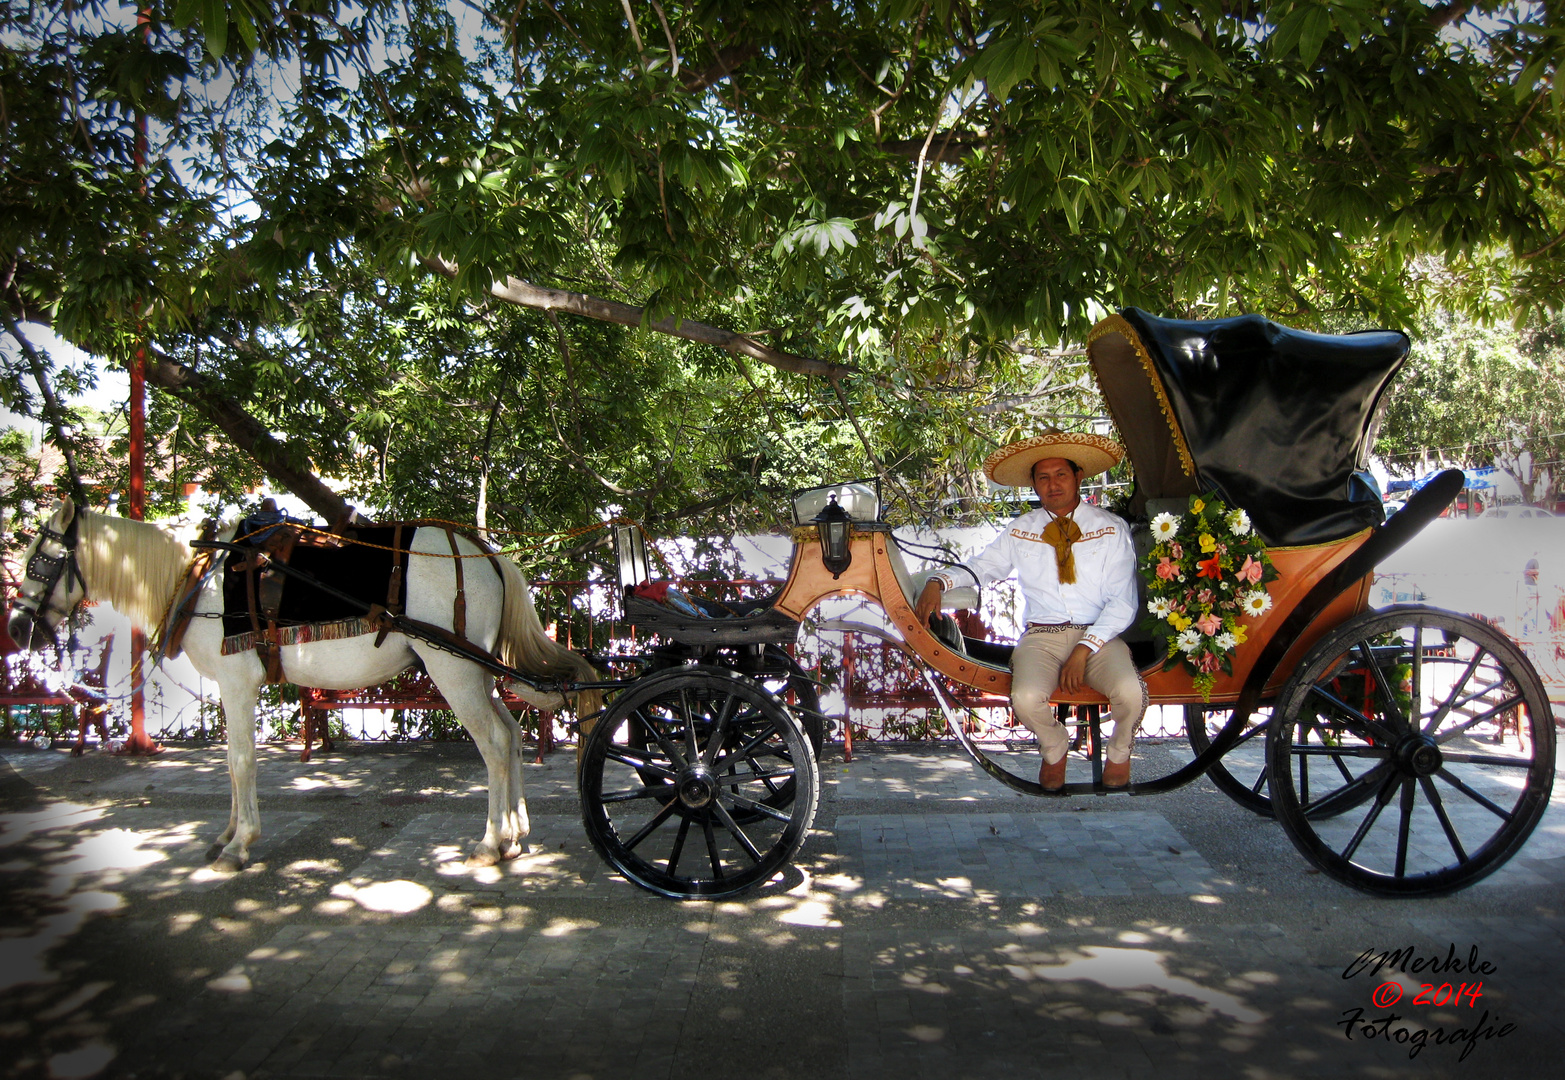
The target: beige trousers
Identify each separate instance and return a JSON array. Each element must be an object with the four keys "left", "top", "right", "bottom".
[{"left": 1010, "top": 627, "right": 1147, "bottom": 765}]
